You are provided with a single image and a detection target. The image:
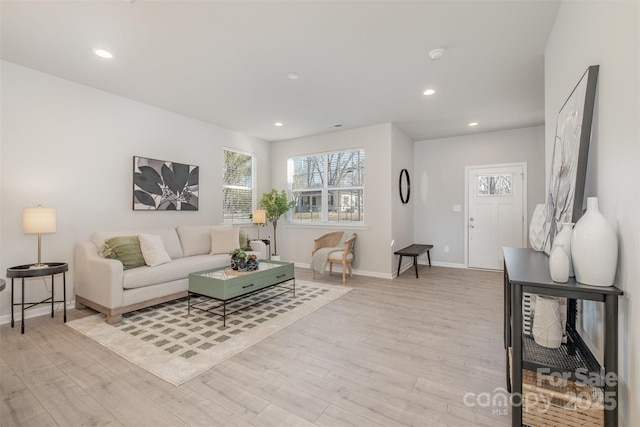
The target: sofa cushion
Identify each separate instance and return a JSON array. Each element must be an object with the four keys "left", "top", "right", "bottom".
[
  {"left": 177, "top": 225, "right": 216, "bottom": 256},
  {"left": 91, "top": 228, "right": 184, "bottom": 259},
  {"left": 138, "top": 234, "right": 172, "bottom": 267},
  {"left": 122, "top": 254, "right": 227, "bottom": 289},
  {"left": 121, "top": 250, "right": 262, "bottom": 290},
  {"left": 210, "top": 227, "right": 240, "bottom": 255},
  {"left": 239, "top": 228, "right": 253, "bottom": 251},
  {"left": 102, "top": 236, "right": 146, "bottom": 270}
]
